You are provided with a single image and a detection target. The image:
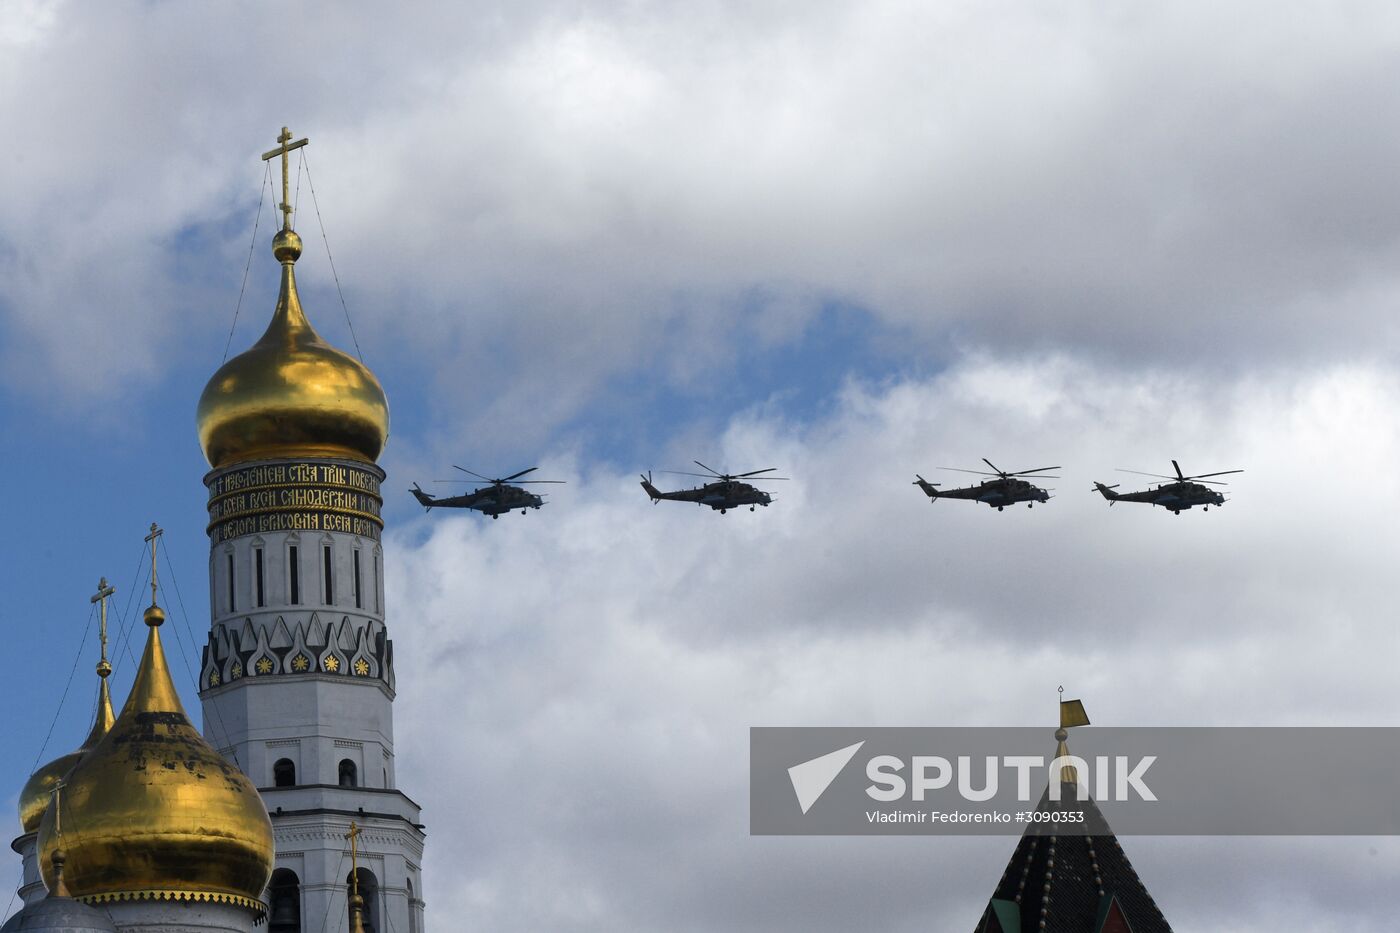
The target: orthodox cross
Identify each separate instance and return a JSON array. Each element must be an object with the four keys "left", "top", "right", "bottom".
[
  {"left": 89, "top": 577, "right": 115, "bottom": 676},
  {"left": 144, "top": 523, "right": 163, "bottom": 607},
  {"left": 346, "top": 821, "right": 362, "bottom": 896},
  {"left": 50, "top": 778, "right": 66, "bottom": 837},
  {"left": 261, "top": 126, "right": 309, "bottom": 231}
]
